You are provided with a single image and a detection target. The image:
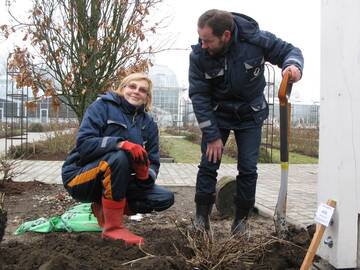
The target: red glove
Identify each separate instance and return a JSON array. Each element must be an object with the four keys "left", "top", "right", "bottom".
[
  {"left": 119, "top": 141, "right": 148, "bottom": 163},
  {"left": 133, "top": 159, "right": 150, "bottom": 180}
]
